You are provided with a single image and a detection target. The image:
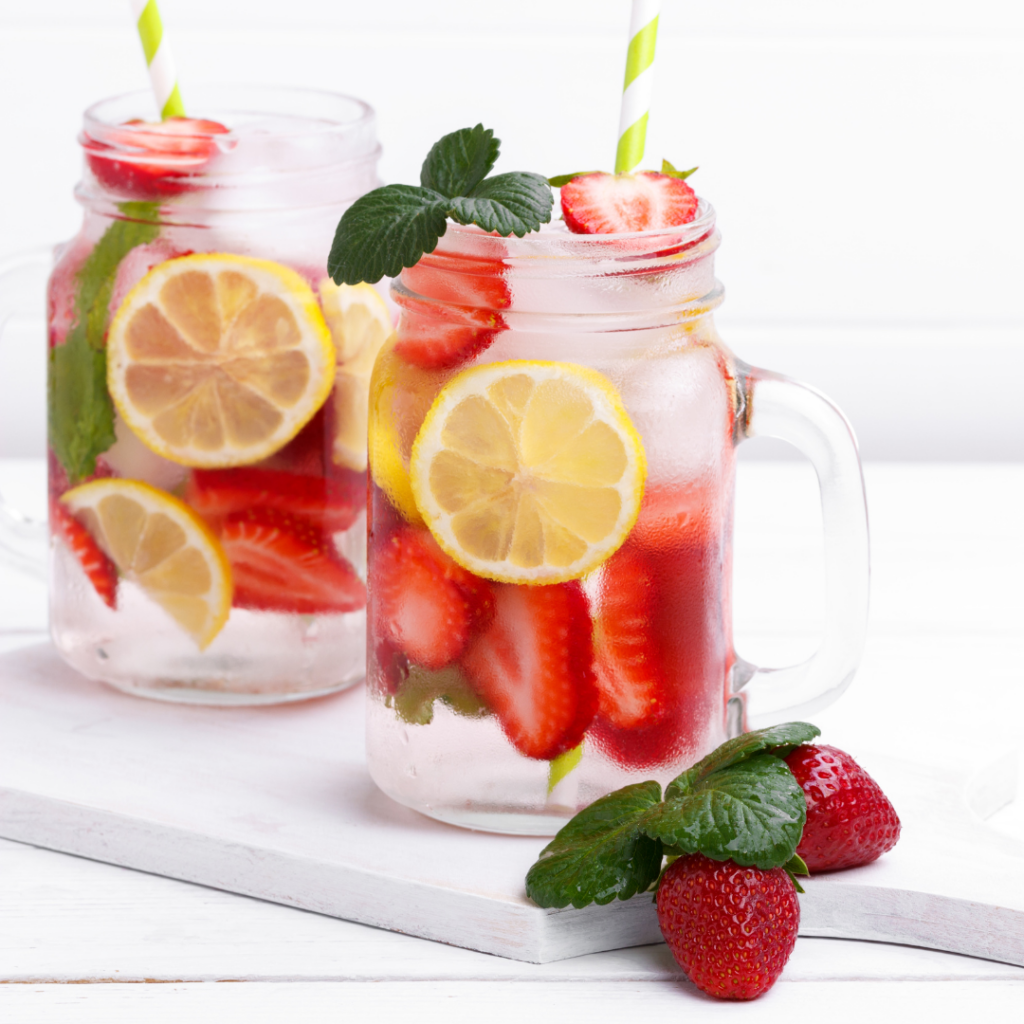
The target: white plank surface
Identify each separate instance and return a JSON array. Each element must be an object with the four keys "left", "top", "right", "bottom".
[{"left": 1, "top": 460, "right": 1023, "bottom": 1014}]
